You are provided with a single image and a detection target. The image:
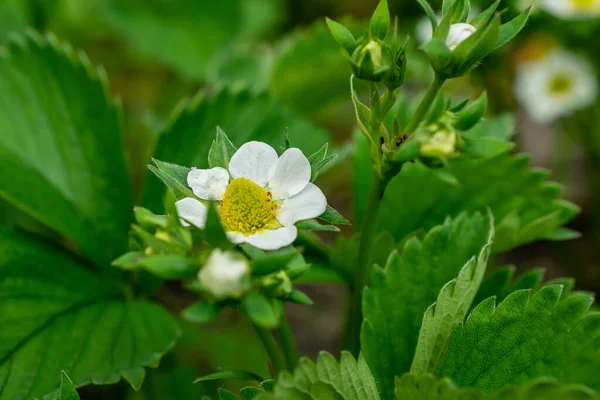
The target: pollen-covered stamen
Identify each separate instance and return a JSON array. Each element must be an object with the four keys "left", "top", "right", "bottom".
[{"left": 219, "top": 178, "right": 278, "bottom": 235}]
